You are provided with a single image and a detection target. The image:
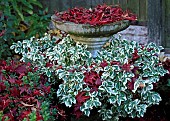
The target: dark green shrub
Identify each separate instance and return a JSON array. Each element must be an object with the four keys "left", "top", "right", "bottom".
[{"left": 0, "top": 0, "right": 51, "bottom": 59}]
